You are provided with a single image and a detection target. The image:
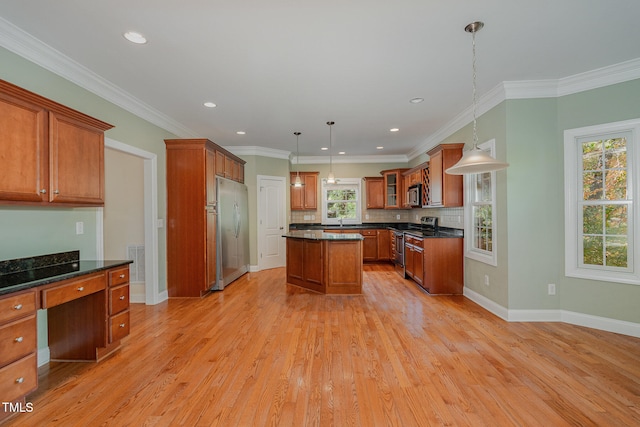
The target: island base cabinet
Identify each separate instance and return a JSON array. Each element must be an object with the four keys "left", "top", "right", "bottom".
[
  {"left": 326, "top": 240, "right": 363, "bottom": 294},
  {"left": 422, "top": 238, "right": 464, "bottom": 294},
  {"left": 286, "top": 238, "right": 324, "bottom": 293}
]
